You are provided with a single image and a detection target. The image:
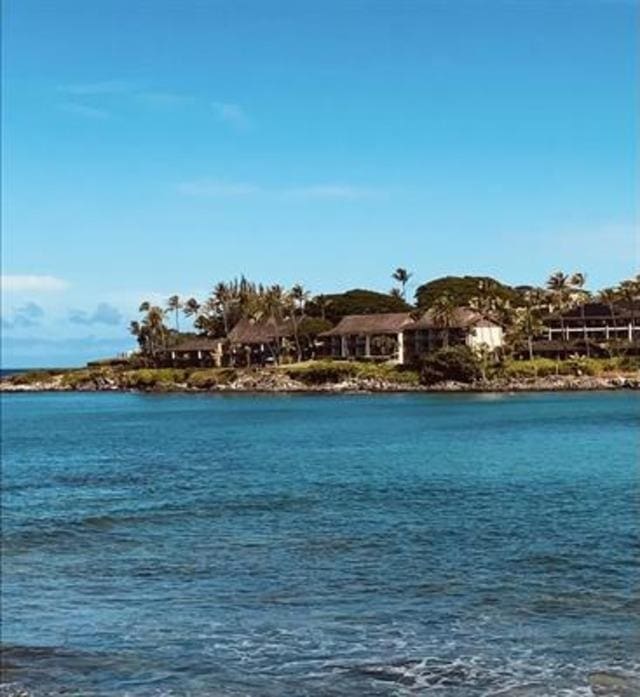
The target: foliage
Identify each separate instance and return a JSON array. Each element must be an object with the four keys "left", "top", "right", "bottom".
[
  {"left": 186, "top": 368, "right": 238, "bottom": 389},
  {"left": 306, "top": 289, "right": 411, "bottom": 324},
  {"left": 282, "top": 360, "right": 420, "bottom": 386},
  {"left": 419, "top": 346, "right": 481, "bottom": 385},
  {"left": 415, "top": 276, "right": 518, "bottom": 310},
  {"left": 10, "top": 369, "right": 62, "bottom": 385}
]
